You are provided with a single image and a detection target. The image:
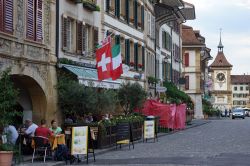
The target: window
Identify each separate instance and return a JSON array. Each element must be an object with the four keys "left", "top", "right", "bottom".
[
  {"left": 120, "top": 0, "right": 126, "bottom": 19},
  {"left": 240, "top": 86, "right": 243, "bottom": 91},
  {"left": 185, "top": 76, "right": 189, "bottom": 90},
  {"left": 0, "top": 0, "right": 13, "bottom": 34},
  {"left": 129, "top": 40, "right": 134, "bottom": 65},
  {"left": 121, "top": 37, "right": 125, "bottom": 63},
  {"left": 110, "top": 0, "right": 115, "bottom": 13},
  {"left": 246, "top": 86, "right": 249, "bottom": 91},
  {"left": 26, "top": 0, "right": 43, "bottom": 42},
  {"left": 184, "top": 53, "right": 189, "bottom": 67},
  {"left": 137, "top": 4, "right": 141, "bottom": 29},
  {"left": 234, "top": 87, "right": 237, "bottom": 91},
  {"left": 129, "top": 0, "right": 134, "bottom": 24},
  {"left": 62, "top": 17, "right": 74, "bottom": 51}
]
